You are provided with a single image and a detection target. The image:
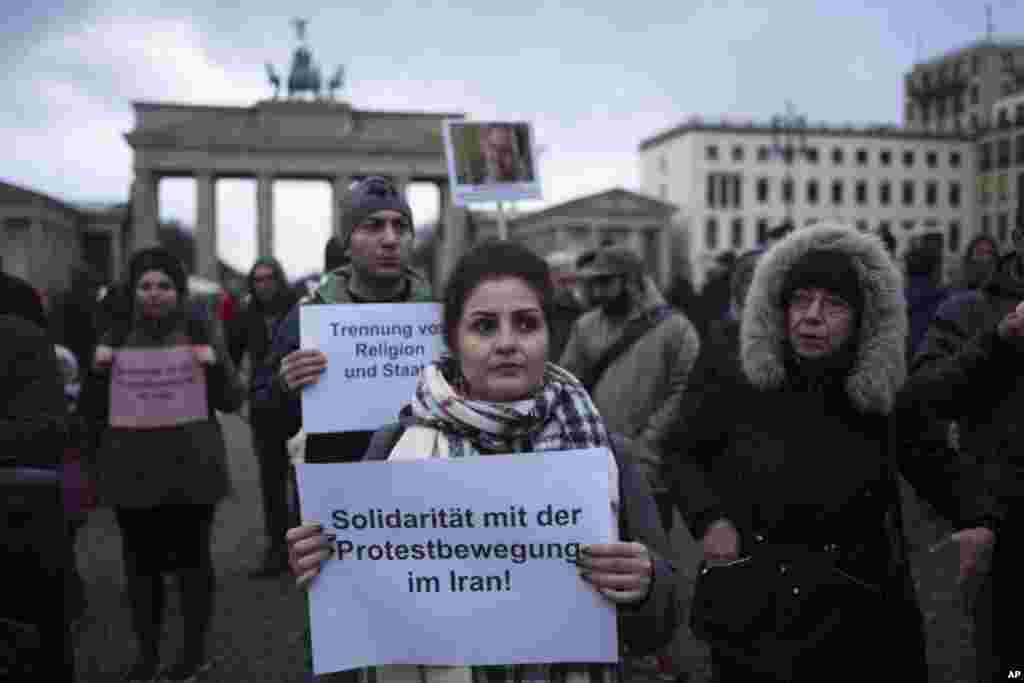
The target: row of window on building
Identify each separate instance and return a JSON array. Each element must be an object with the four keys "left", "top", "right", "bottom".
[
  {"left": 907, "top": 50, "right": 1018, "bottom": 91},
  {"left": 702, "top": 216, "right": 991, "bottom": 255},
  {"left": 691, "top": 144, "right": 965, "bottom": 170},
  {"left": 706, "top": 173, "right": 965, "bottom": 210},
  {"left": 906, "top": 87, "right": 1024, "bottom": 126},
  {"left": 978, "top": 133, "right": 1024, "bottom": 171}
]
